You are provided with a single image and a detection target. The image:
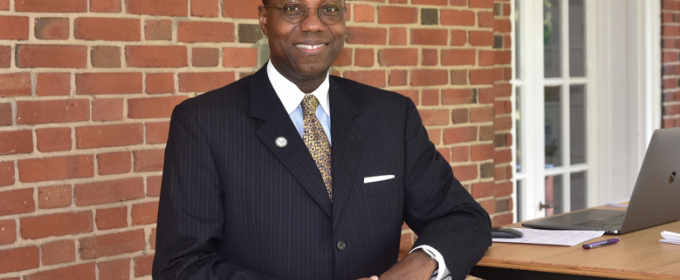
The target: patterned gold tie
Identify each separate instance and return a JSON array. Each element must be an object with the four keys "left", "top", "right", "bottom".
[{"left": 301, "top": 94, "right": 333, "bottom": 200}]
